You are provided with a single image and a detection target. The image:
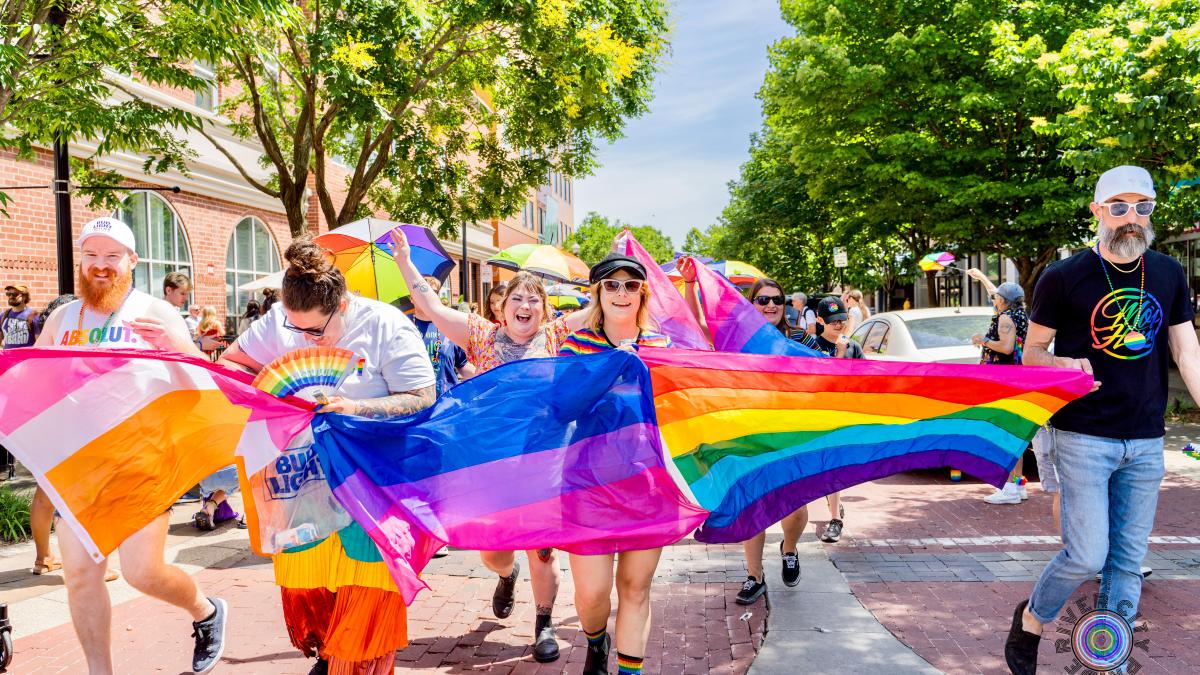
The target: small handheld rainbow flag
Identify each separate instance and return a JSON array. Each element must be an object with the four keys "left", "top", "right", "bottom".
[
  {"left": 251, "top": 346, "right": 358, "bottom": 402},
  {"left": 1183, "top": 443, "right": 1200, "bottom": 460}
]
